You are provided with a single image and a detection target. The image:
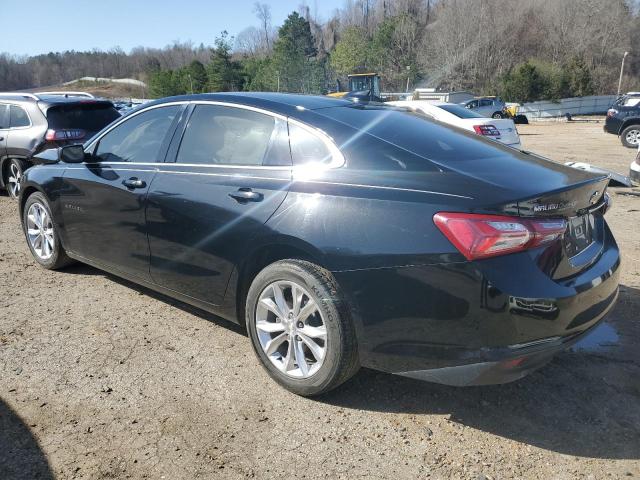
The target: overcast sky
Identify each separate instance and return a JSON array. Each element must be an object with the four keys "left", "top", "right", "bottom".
[{"left": 1, "top": 0, "right": 344, "bottom": 57}]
